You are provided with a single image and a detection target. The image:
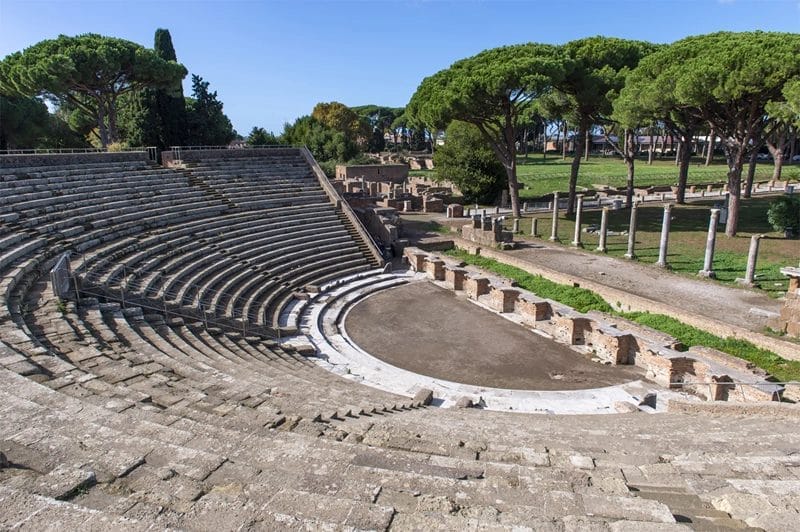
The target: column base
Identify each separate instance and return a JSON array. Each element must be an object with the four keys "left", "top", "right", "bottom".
[
  {"left": 735, "top": 277, "right": 757, "bottom": 287},
  {"left": 571, "top": 241, "right": 584, "bottom": 248},
  {"left": 623, "top": 253, "right": 636, "bottom": 260},
  {"left": 596, "top": 246, "right": 608, "bottom": 253},
  {"left": 697, "top": 269, "right": 716, "bottom": 279},
  {"left": 655, "top": 261, "right": 670, "bottom": 269},
  {"left": 548, "top": 236, "right": 559, "bottom": 242}
]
